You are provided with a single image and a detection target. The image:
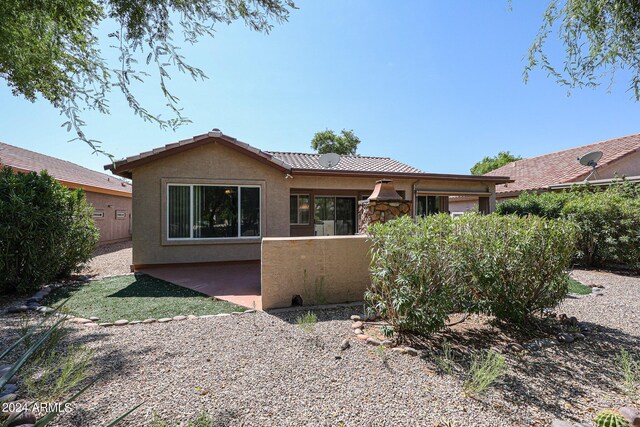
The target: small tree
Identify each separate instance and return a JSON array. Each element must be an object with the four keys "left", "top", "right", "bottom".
[
  {"left": 0, "top": 167, "right": 99, "bottom": 294},
  {"left": 310, "top": 129, "right": 360, "bottom": 155},
  {"left": 470, "top": 151, "right": 522, "bottom": 176}
]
